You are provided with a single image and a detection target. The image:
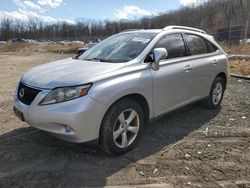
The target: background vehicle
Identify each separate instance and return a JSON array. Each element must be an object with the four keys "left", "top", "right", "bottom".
[
  {"left": 13, "top": 26, "right": 228, "bottom": 155},
  {"left": 11, "top": 38, "right": 28, "bottom": 43},
  {"left": 58, "top": 40, "right": 72, "bottom": 45},
  {"left": 0, "top": 41, "right": 6, "bottom": 45},
  {"left": 240, "top": 38, "right": 250, "bottom": 44}
]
